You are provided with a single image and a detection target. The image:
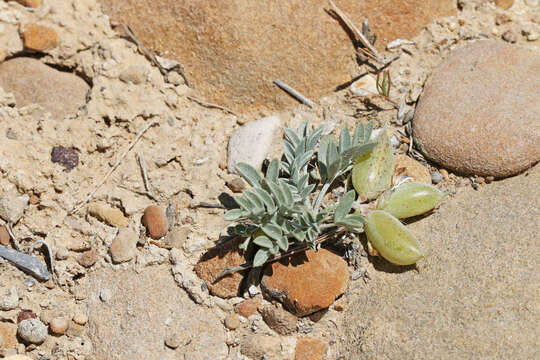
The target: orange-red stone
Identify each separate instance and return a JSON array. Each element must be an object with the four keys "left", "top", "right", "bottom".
[
  {"left": 142, "top": 205, "right": 168, "bottom": 239},
  {"left": 235, "top": 298, "right": 260, "bottom": 318},
  {"left": 194, "top": 238, "right": 251, "bottom": 298},
  {"left": 261, "top": 249, "right": 349, "bottom": 316},
  {"left": 15, "top": 0, "right": 41, "bottom": 7},
  {"left": 295, "top": 337, "right": 328, "bottom": 360},
  {"left": 23, "top": 24, "right": 59, "bottom": 52}
]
